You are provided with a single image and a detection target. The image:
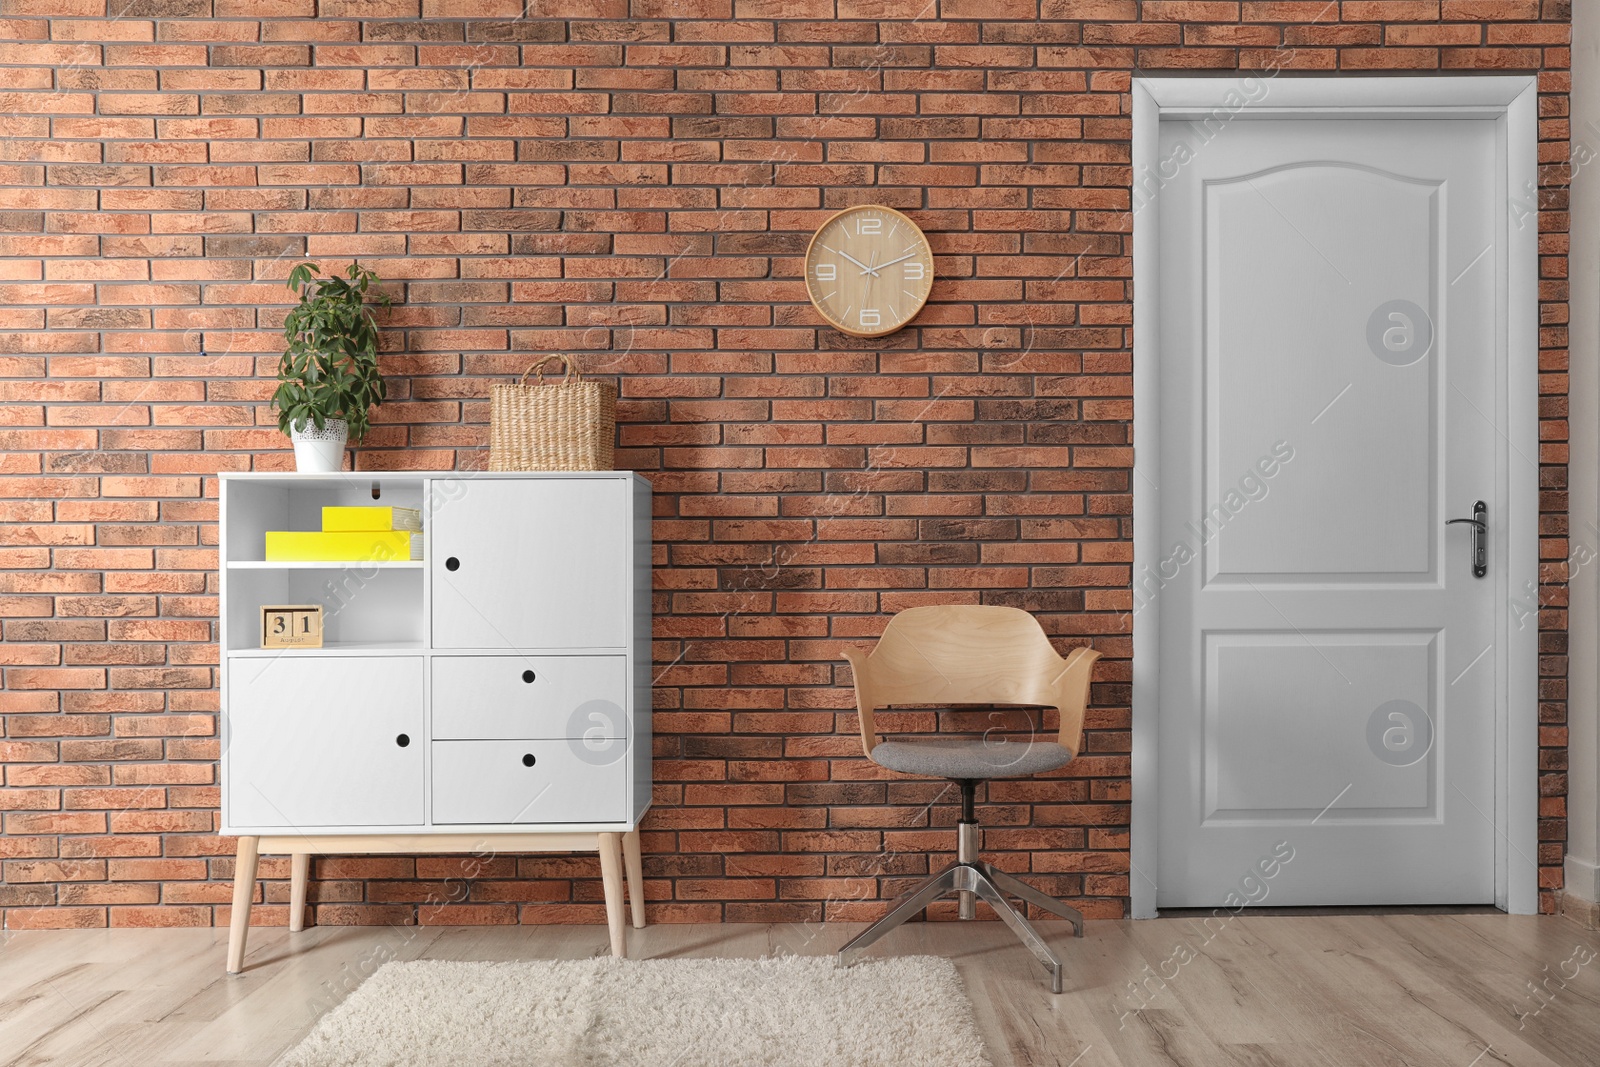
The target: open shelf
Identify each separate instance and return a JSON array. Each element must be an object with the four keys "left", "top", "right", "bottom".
[
  {"left": 228, "top": 560, "right": 425, "bottom": 570},
  {"left": 222, "top": 474, "right": 426, "bottom": 564},
  {"left": 221, "top": 472, "right": 428, "bottom": 653},
  {"left": 223, "top": 566, "right": 425, "bottom": 653}
]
